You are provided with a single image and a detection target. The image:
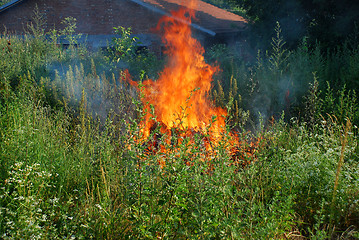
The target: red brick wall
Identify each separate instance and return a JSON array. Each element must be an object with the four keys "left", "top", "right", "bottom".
[{"left": 0, "top": 0, "right": 162, "bottom": 35}]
